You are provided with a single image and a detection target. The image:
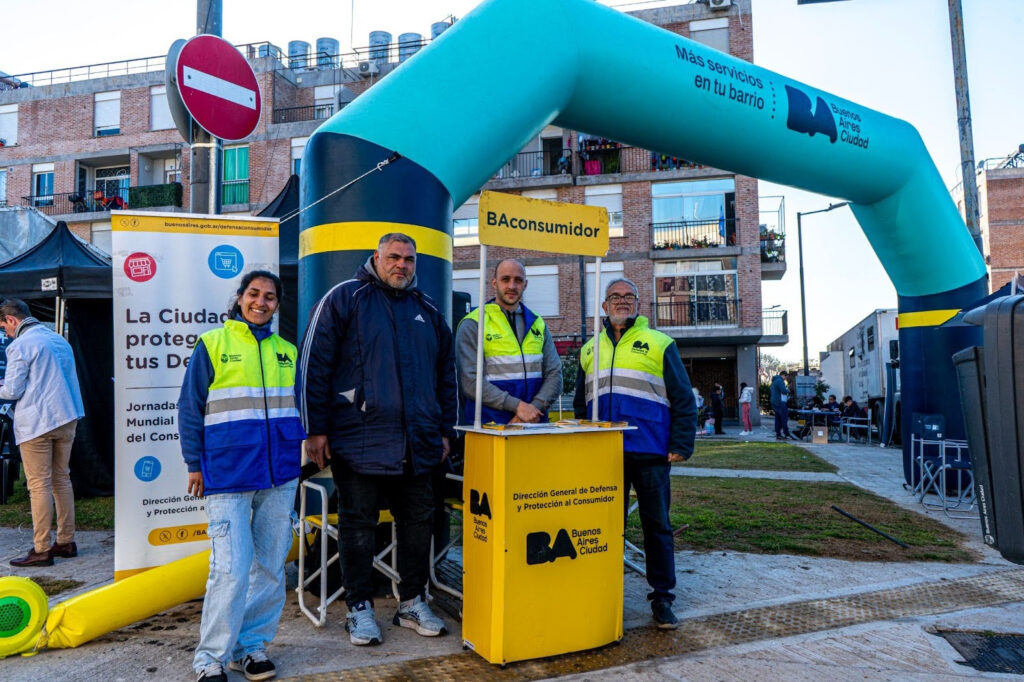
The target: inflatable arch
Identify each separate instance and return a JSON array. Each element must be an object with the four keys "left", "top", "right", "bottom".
[{"left": 299, "top": 0, "right": 986, "bottom": 468}]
